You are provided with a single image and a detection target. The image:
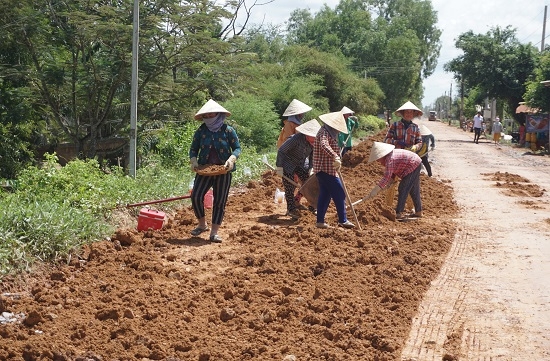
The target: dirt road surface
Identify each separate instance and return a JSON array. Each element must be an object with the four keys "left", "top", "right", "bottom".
[
  {"left": 1, "top": 121, "right": 549, "bottom": 361},
  {"left": 401, "top": 120, "right": 550, "bottom": 361}
]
